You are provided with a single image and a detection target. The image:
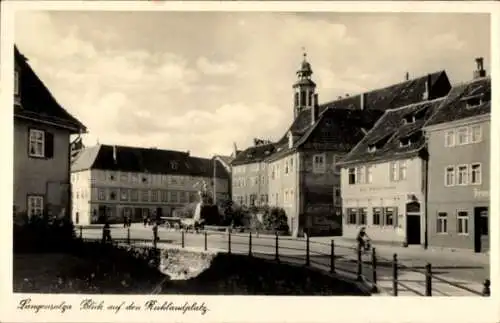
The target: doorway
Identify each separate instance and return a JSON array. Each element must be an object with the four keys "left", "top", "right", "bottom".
[
  {"left": 474, "top": 207, "right": 489, "bottom": 253},
  {"left": 406, "top": 202, "right": 421, "bottom": 245},
  {"left": 98, "top": 205, "right": 107, "bottom": 223}
]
